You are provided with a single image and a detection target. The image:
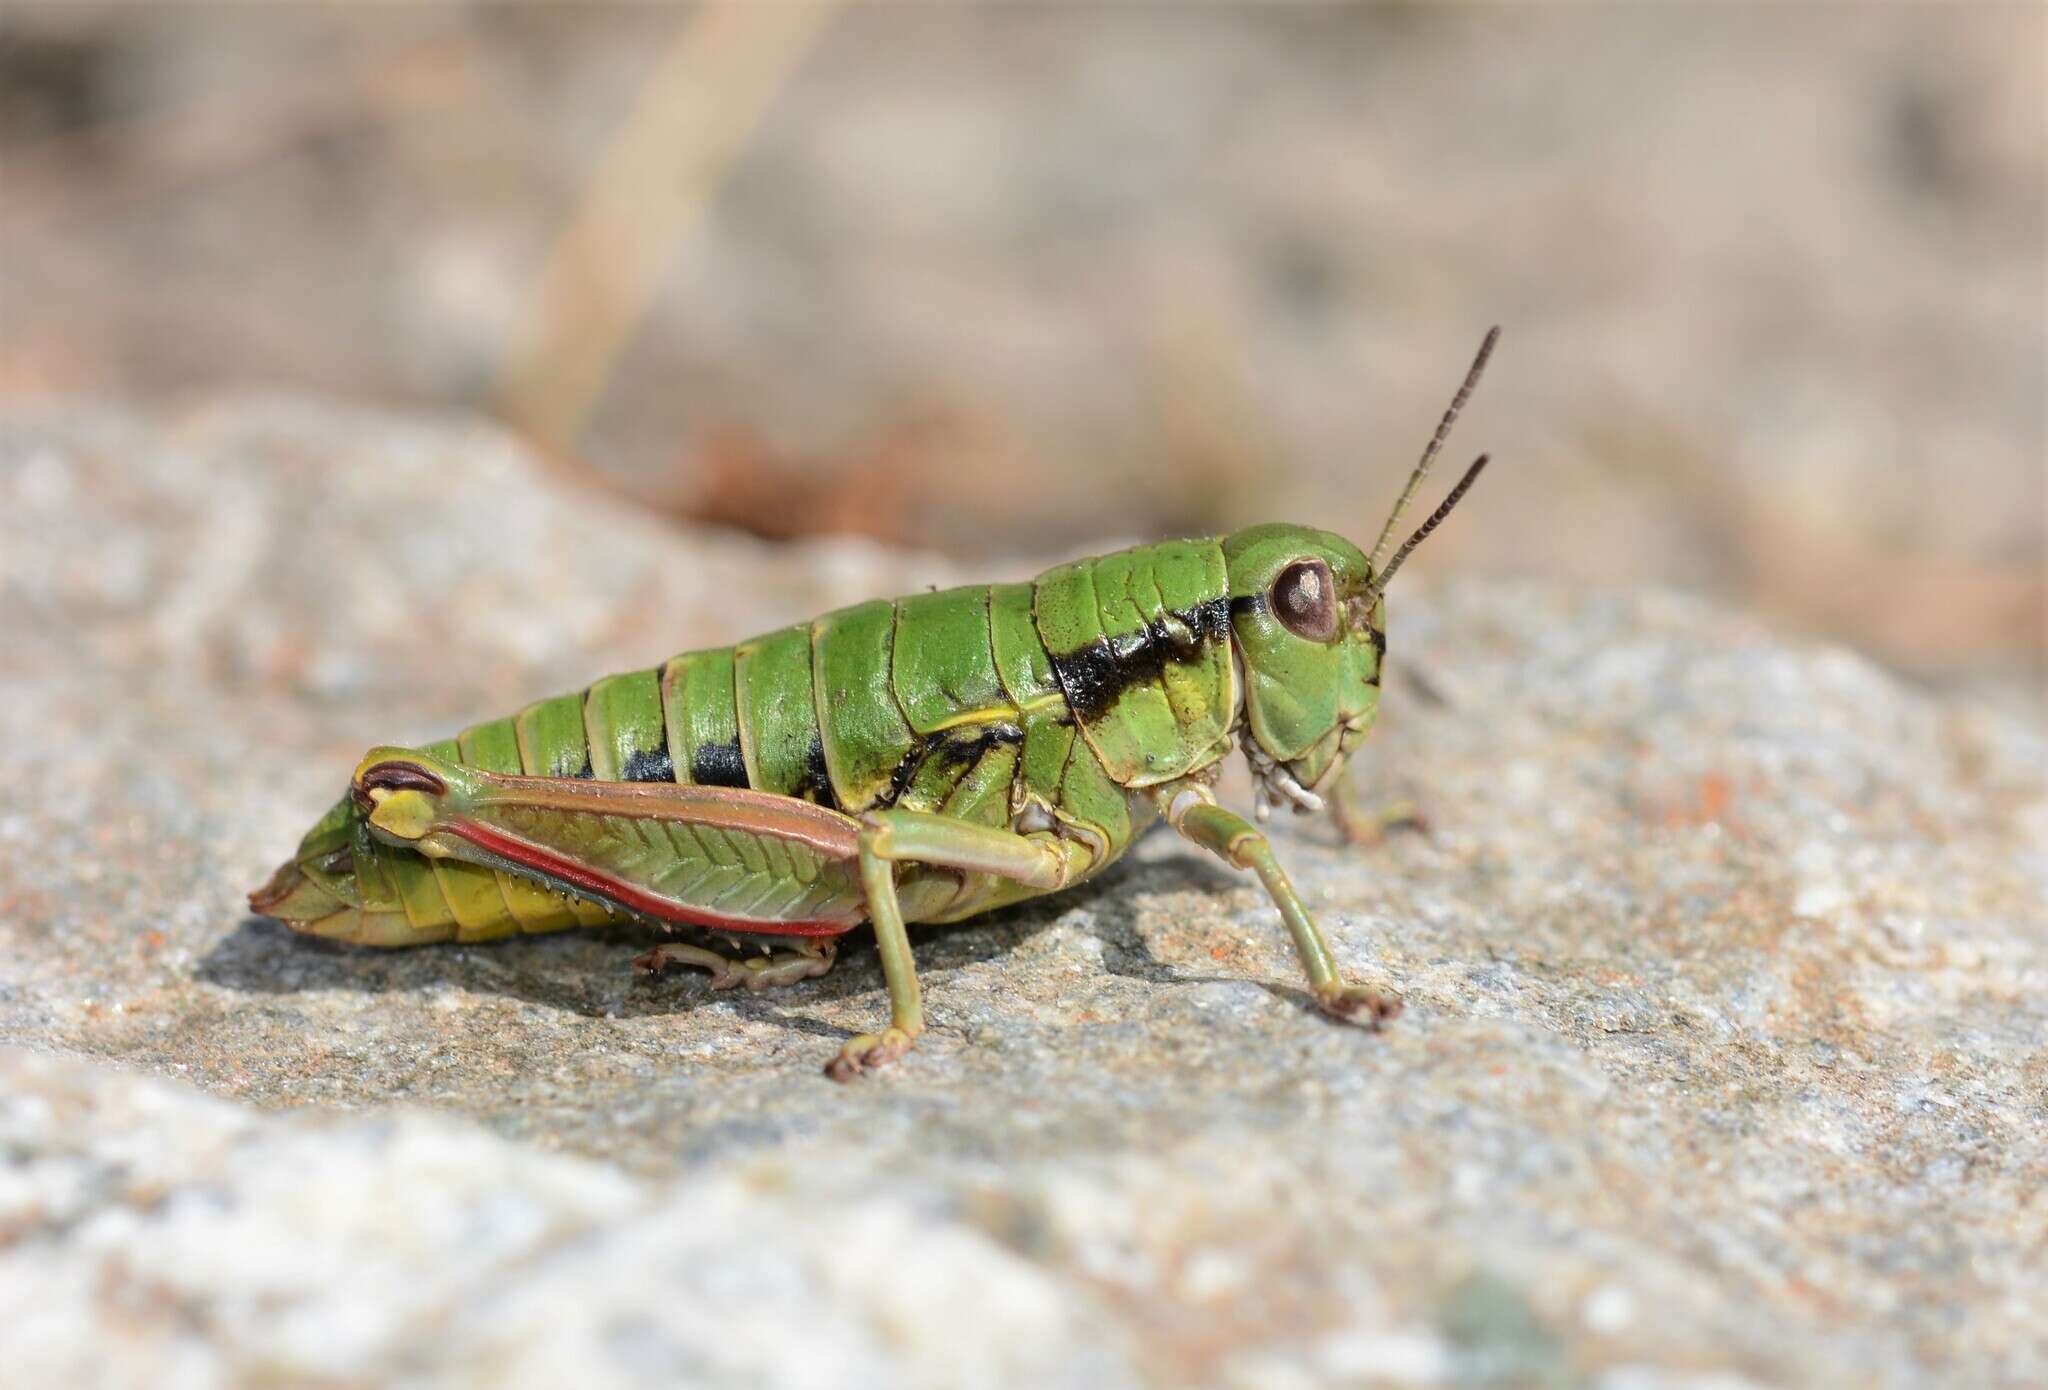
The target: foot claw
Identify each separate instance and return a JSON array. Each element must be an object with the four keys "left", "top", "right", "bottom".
[
  {"left": 1315, "top": 983, "right": 1403, "bottom": 1028},
  {"left": 1336, "top": 801, "right": 1431, "bottom": 848},
  {"left": 631, "top": 946, "right": 683, "bottom": 977},
  {"left": 632, "top": 944, "right": 739, "bottom": 989},
  {"left": 824, "top": 1026, "right": 916, "bottom": 1082}
]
